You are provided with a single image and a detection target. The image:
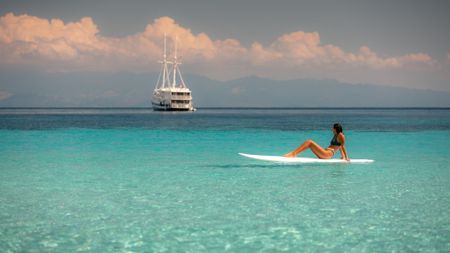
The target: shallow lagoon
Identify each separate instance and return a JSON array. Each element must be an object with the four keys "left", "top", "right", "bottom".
[{"left": 1, "top": 108, "right": 449, "bottom": 252}]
